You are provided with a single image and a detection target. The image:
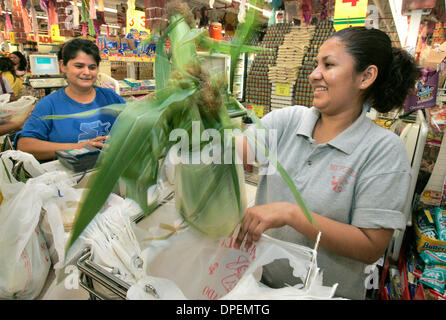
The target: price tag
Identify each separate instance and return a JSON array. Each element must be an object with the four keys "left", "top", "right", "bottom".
[
  {"left": 252, "top": 105, "right": 264, "bottom": 118},
  {"left": 333, "top": 0, "right": 368, "bottom": 31},
  {"left": 127, "top": 9, "right": 151, "bottom": 34},
  {"left": 50, "top": 24, "right": 61, "bottom": 40},
  {"left": 9, "top": 32, "right": 15, "bottom": 44},
  {"left": 275, "top": 83, "right": 291, "bottom": 97}
]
